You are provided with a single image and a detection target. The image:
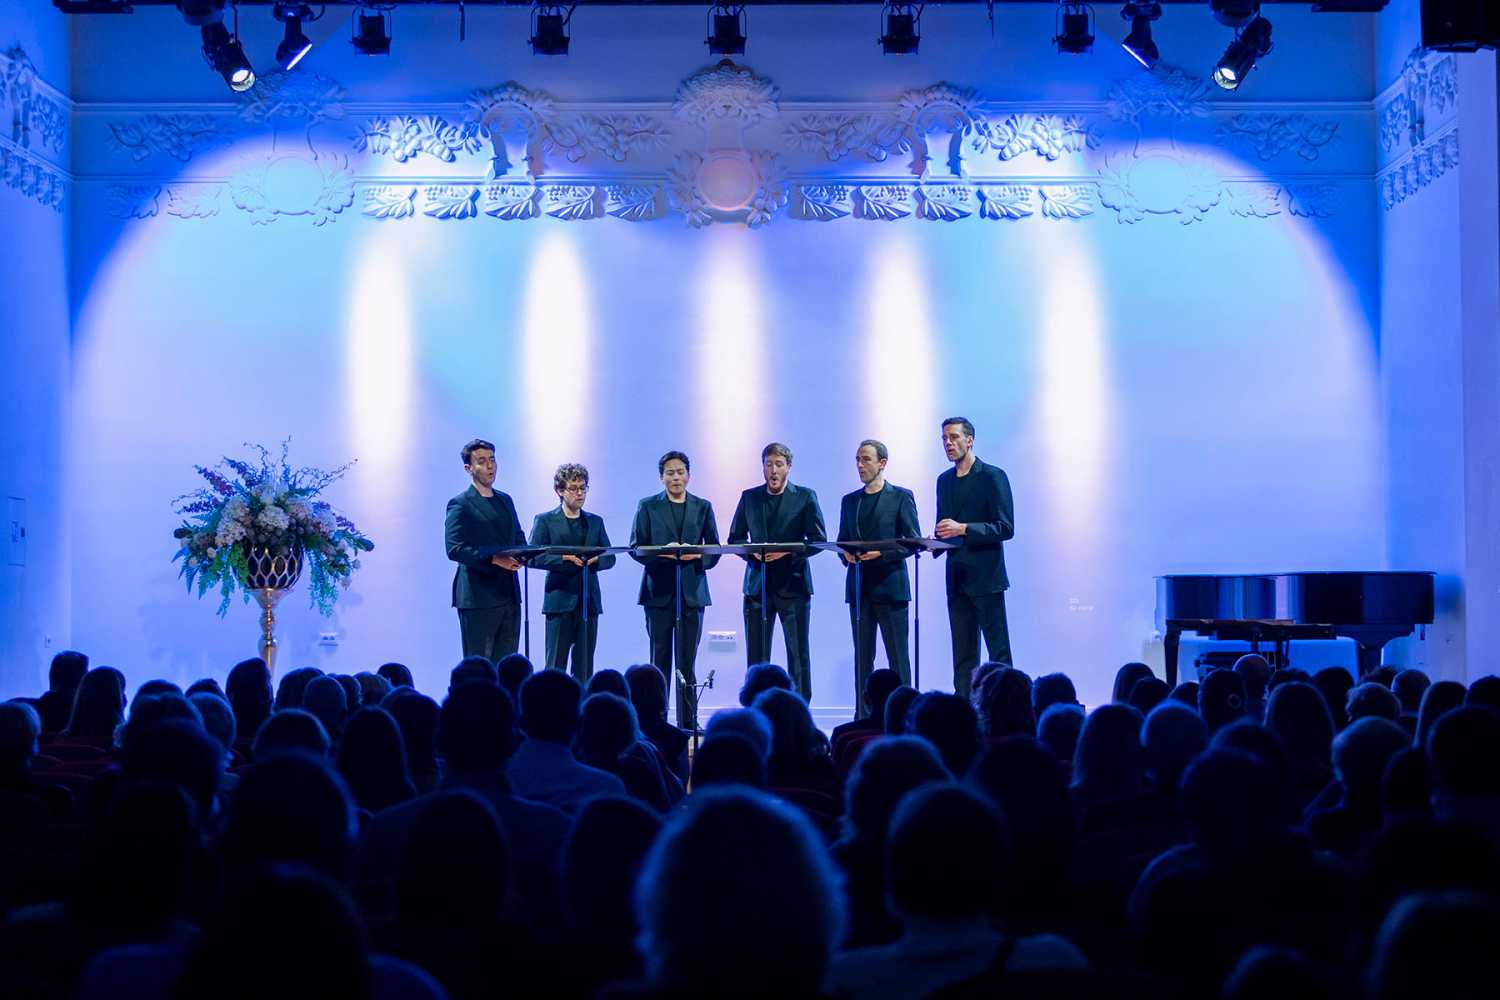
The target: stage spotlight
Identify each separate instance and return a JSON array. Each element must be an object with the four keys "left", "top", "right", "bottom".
[
  {"left": 1213, "top": 15, "right": 1273, "bottom": 90},
  {"left": 1210, "top": 0, "right": 1260, "bottom": 29},
  {"left": 879, "top": 2, "right": 921, "bottom": 55},
  {"left": 177, "top": 1, "right": 225, "bottom": 27},
  {"left": 273, "top": 3, "right": 316, "bottom": 71},
  {"left": 1054, "top": 2, "right": 1096, "bottom": 55},
  {"left": 530, "top": 4, "right": 574, "bottom": 56},
  {"left": 201, "top": 21, "right": 255, "bottom": 93},
  {"left": 351, "top": 4, "right": 393, "bottom": 57},
  {"left": 706, "top": 4, "right": 748, "bottom": 56},
  {"left": 1120, "top": 2, "right": 1161, "bottom": 68}
]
